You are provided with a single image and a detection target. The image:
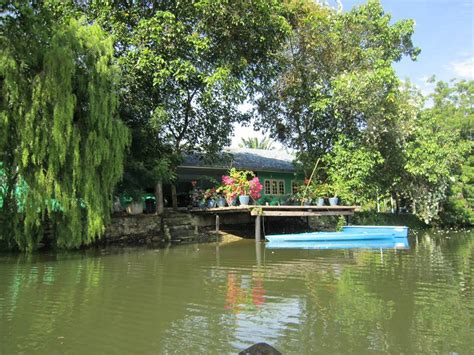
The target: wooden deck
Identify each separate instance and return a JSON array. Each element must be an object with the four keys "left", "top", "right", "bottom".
[
  {"left": 188, "top": 205, "right": 360, "bottom": 242},
  {"left": 189, "top": 205, "right": 359, "bottom": 216}
]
